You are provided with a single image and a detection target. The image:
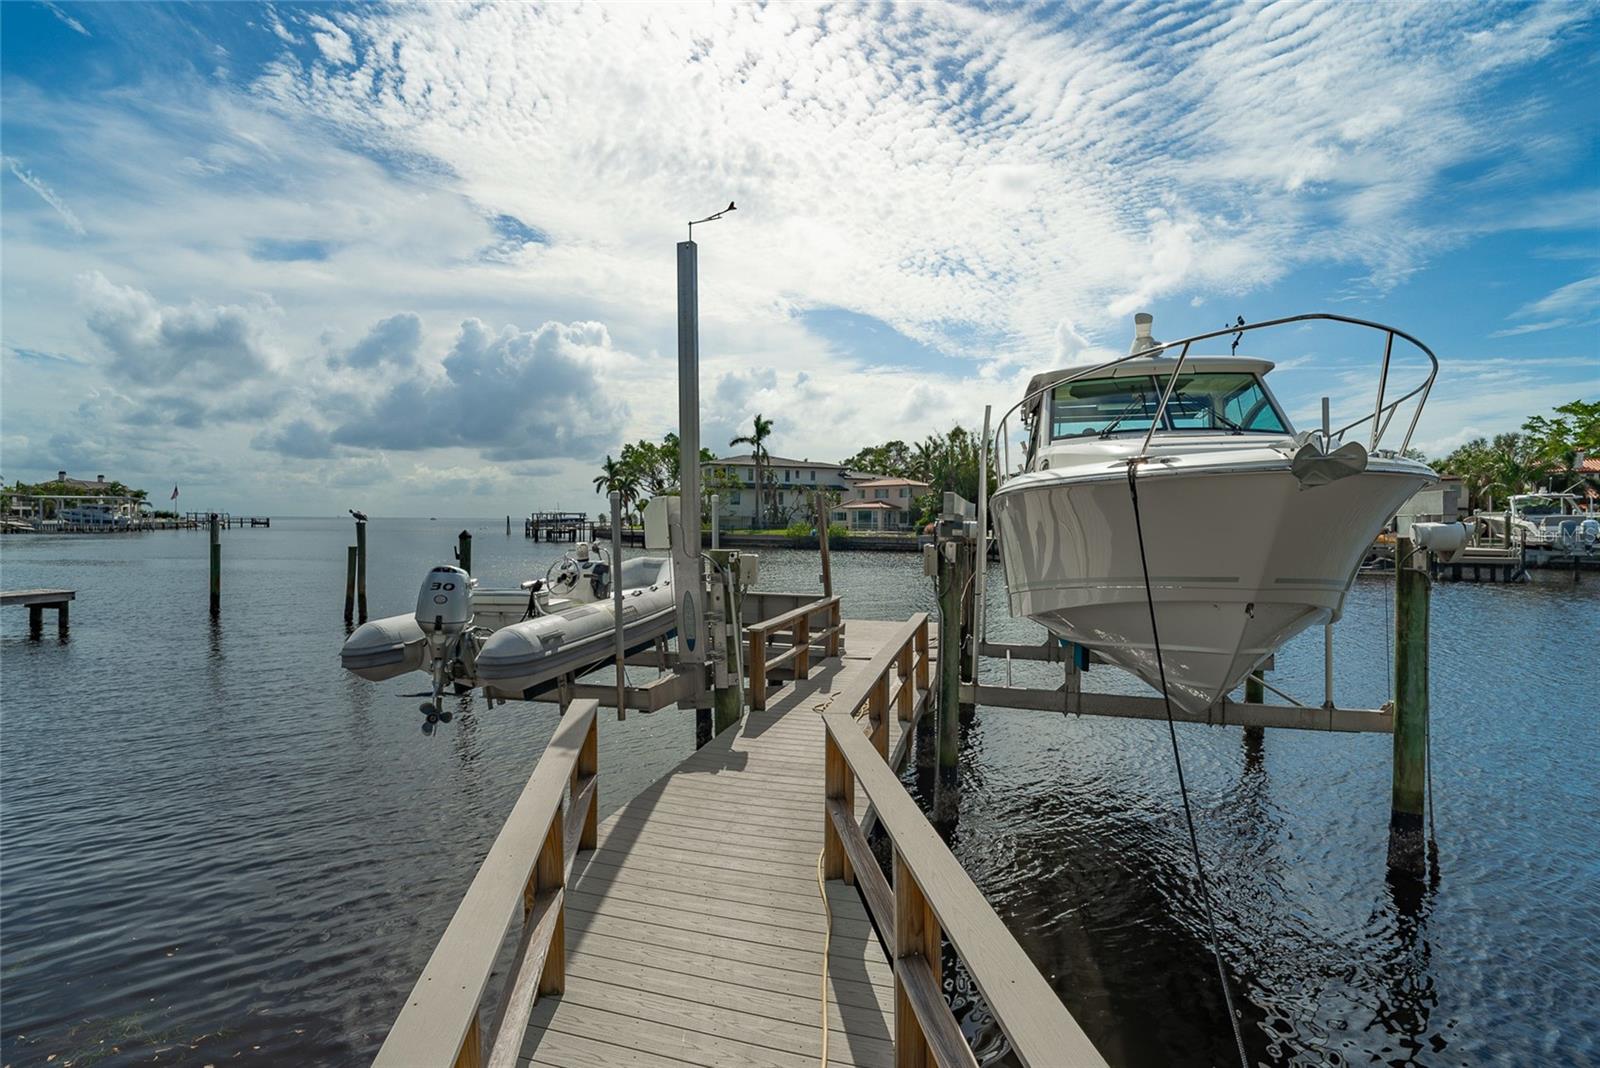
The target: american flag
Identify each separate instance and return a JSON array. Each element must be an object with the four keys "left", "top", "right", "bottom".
[{"left": 170, "top": 485, "right": 179, "bottom": 501}]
